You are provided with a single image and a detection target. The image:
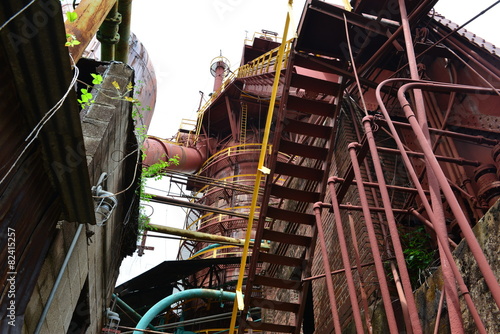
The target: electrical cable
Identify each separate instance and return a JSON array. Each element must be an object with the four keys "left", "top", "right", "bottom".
[
  {"left": 343, "top": 13, "right": 369, "bottom": 116},
  {"left": 0, "top": 0, "right": 36, "bottom": 31},
  {"left": 0, "top": 54, "right": 79, "bottom": 186}
]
